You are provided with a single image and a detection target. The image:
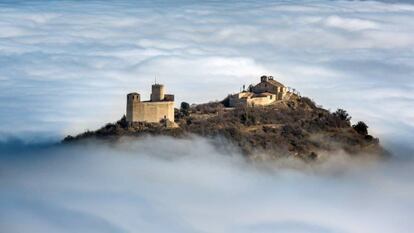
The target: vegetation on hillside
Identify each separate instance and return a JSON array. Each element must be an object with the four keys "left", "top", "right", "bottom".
[{"left": 64, "top": 95, "right": 387, "bottom": 161}]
